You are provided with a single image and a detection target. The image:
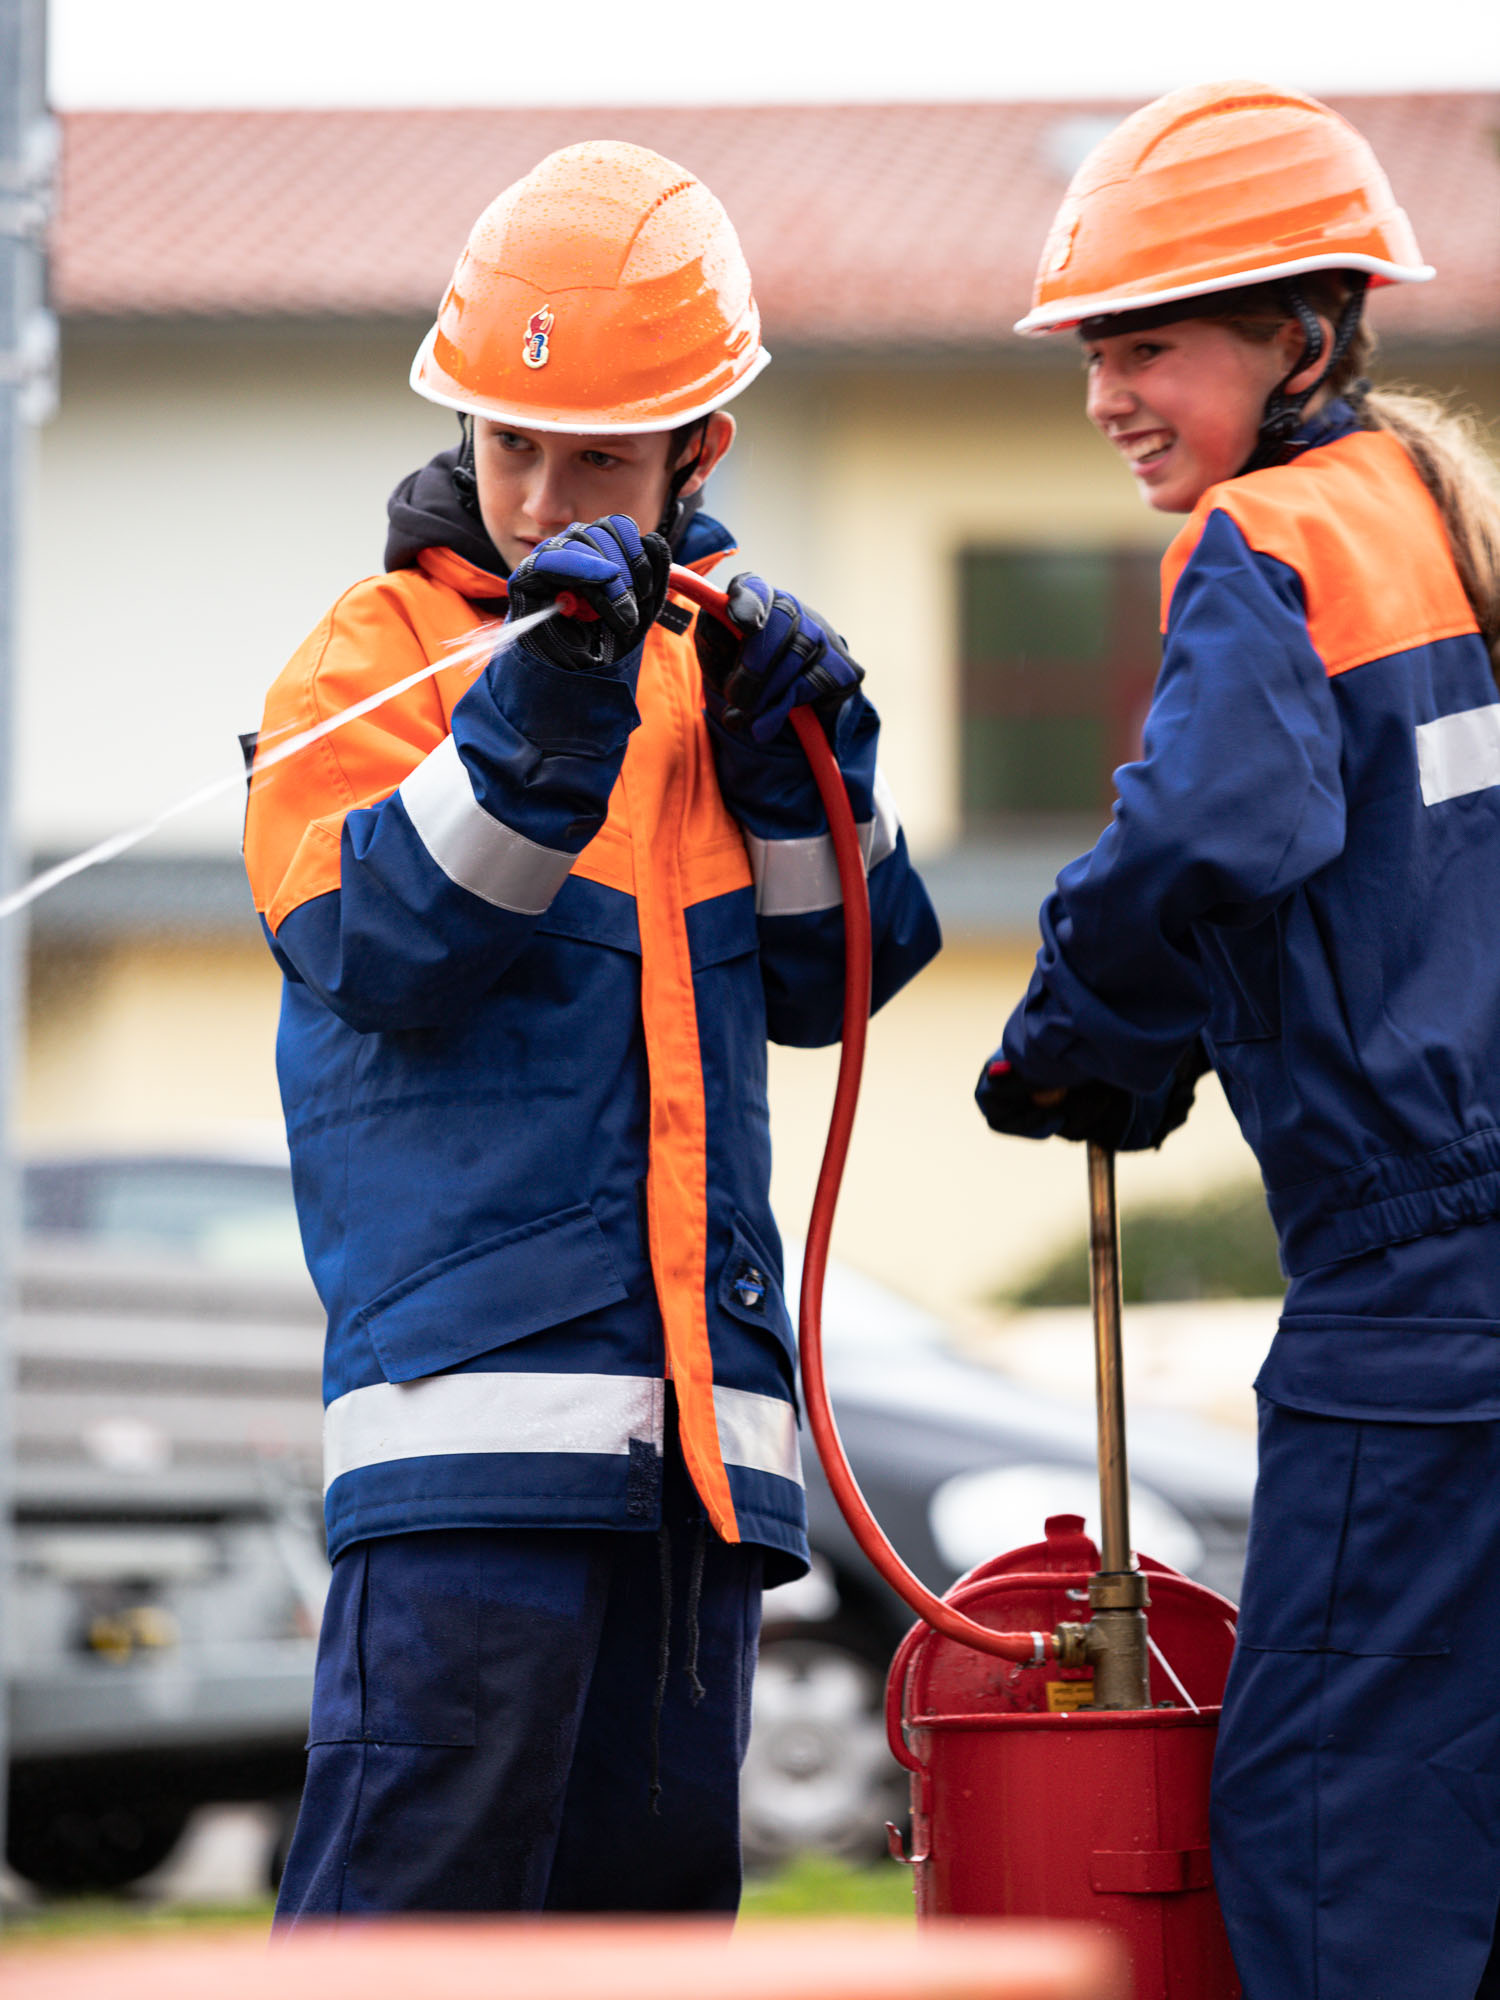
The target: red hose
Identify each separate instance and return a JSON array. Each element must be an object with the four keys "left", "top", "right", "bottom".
[{"left": 668, "top": 565, "right": 1056, "bottom": 1664}]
